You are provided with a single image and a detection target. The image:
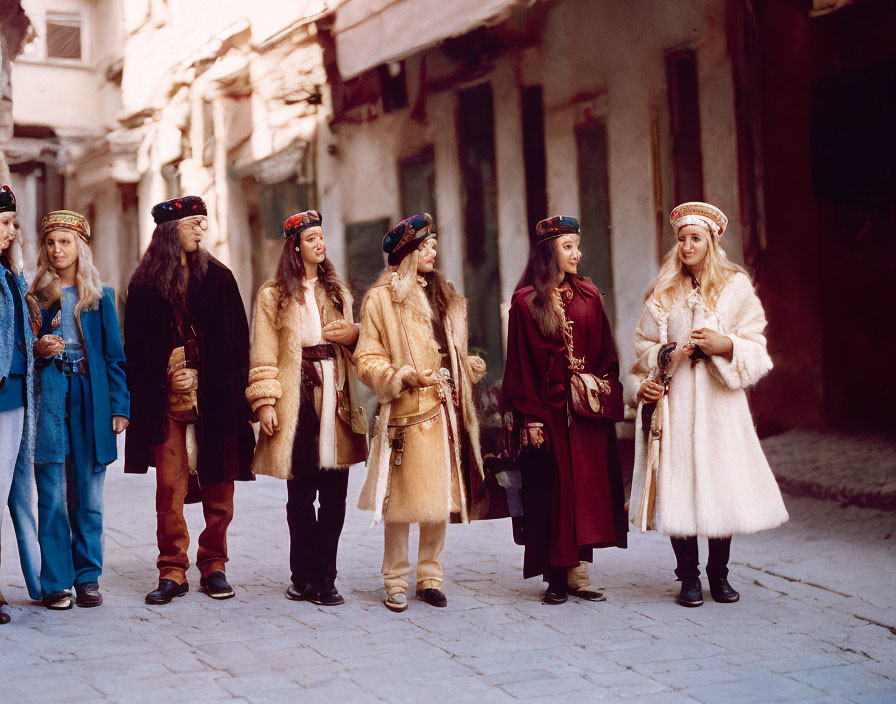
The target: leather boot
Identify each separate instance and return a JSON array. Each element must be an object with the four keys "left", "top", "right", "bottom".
[
  {"left": 676, "top": 577, "right": 703, "bottom": 607},
  {"left": 709, "top": 577, "right": 740, "bottom": 603}
]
